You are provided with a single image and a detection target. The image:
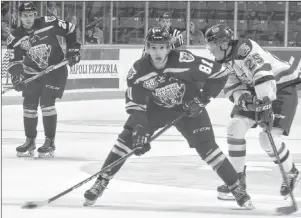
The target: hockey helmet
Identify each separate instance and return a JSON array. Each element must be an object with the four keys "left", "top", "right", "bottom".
[
  {"left": 146, "top": 27, "right": 171, "bottom": 45},
  {"left": 205, "top": 24, "right": 235, "bottom": 62},
  {"left": 205, "top": 24, "right": 234, "bottom": 45},
  {"left": 18, "top": 2, "right": 36, "bottom": 14},
  {"left": 159, "top": 12, "right": 172, "bottom": 21}
]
